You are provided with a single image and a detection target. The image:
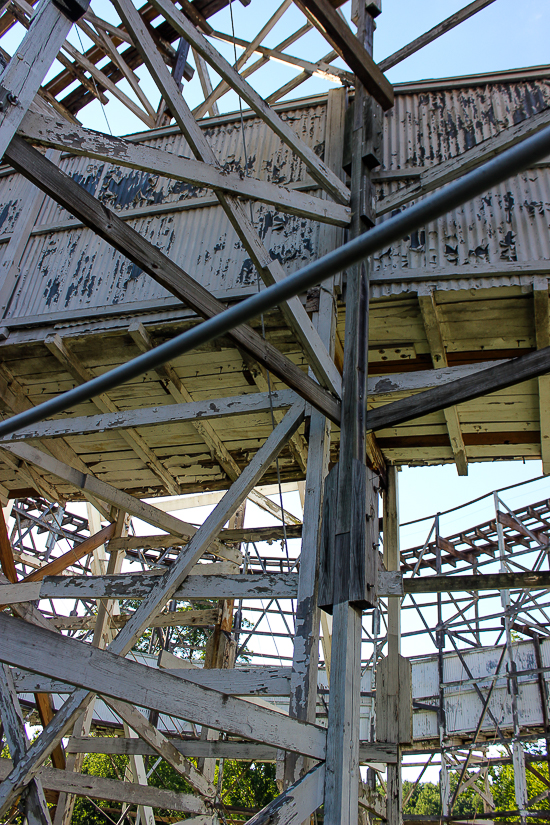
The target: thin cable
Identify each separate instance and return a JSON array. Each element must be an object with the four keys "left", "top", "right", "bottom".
[
  {"left": 229, "top": 0, "right": 290, "bottom": 560},
  {"left": 75, "top": 24, "right": 113, "bottom": 136}
]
